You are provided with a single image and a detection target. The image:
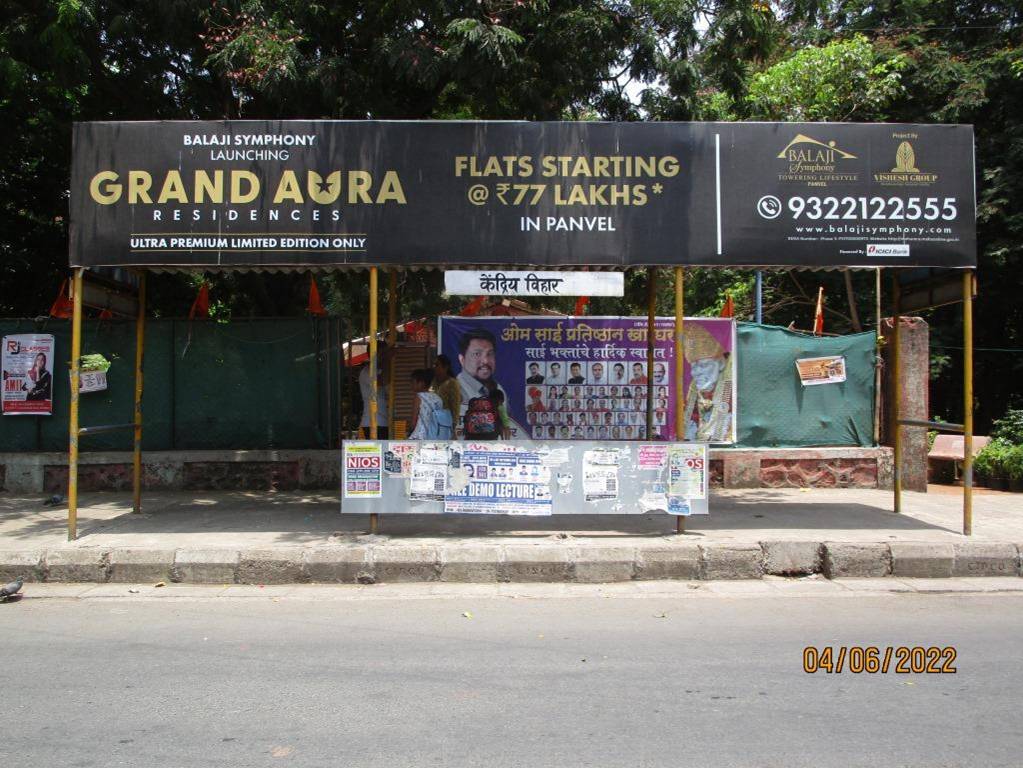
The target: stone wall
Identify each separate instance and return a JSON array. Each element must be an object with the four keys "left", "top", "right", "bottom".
[{"left": 1, "top": 447, "right": 889, "bottom": 493}]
